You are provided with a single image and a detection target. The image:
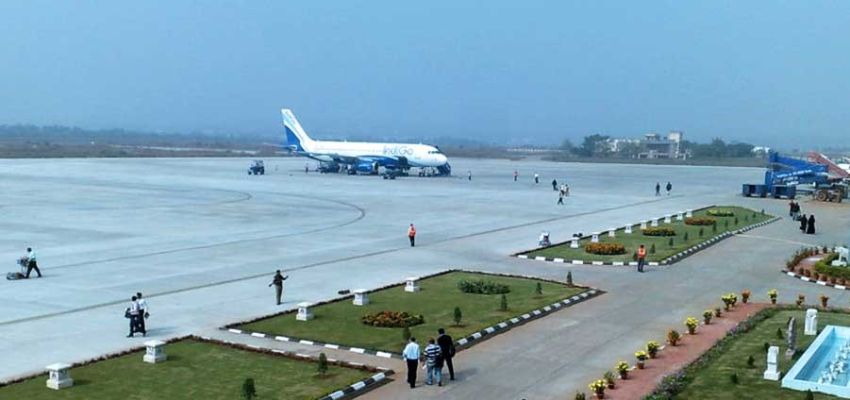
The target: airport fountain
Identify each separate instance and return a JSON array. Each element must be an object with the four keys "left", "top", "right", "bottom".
[{"left": 783, "top": 325, "right": 850, "bottom": 398}]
